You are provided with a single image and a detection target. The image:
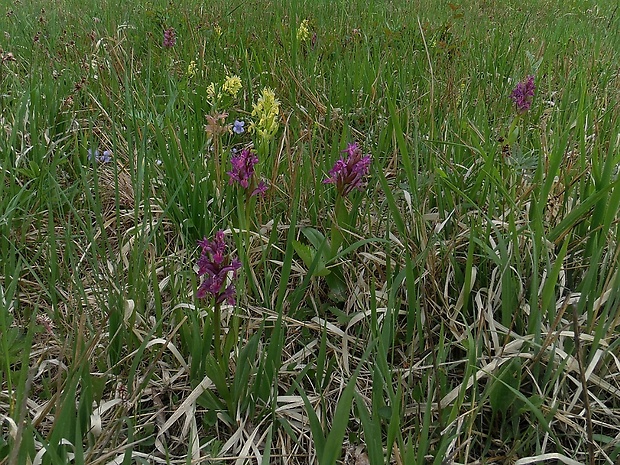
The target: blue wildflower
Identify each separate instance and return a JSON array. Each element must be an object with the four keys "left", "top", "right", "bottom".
[
  {"left": 233, "top": 120, "right": 245, "bottom": 134},
  {"left": 88, "top": 148, "right": 112, "bottom": 163}
]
